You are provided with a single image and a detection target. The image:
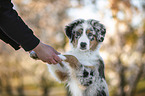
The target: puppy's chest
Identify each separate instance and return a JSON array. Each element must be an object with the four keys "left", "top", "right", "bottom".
[
  {"left": 67, "top": 51, "right": 104, "bottom": 86},
  {"left": 75, "top": 65, "right": 100, "bottom": 87}
]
